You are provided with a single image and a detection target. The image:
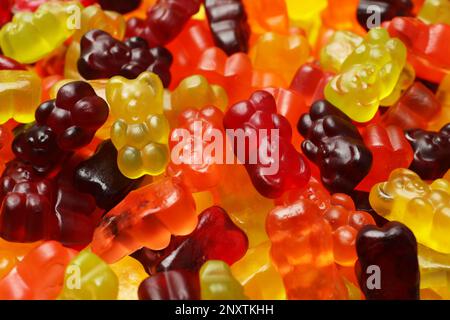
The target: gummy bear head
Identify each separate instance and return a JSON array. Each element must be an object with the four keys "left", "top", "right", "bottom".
[
  {"left": 370, "top": 168, "right": 430, "bottom": 215},
  {"left": 106, "top": 72, "right": 164, "bottom": 123}
]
